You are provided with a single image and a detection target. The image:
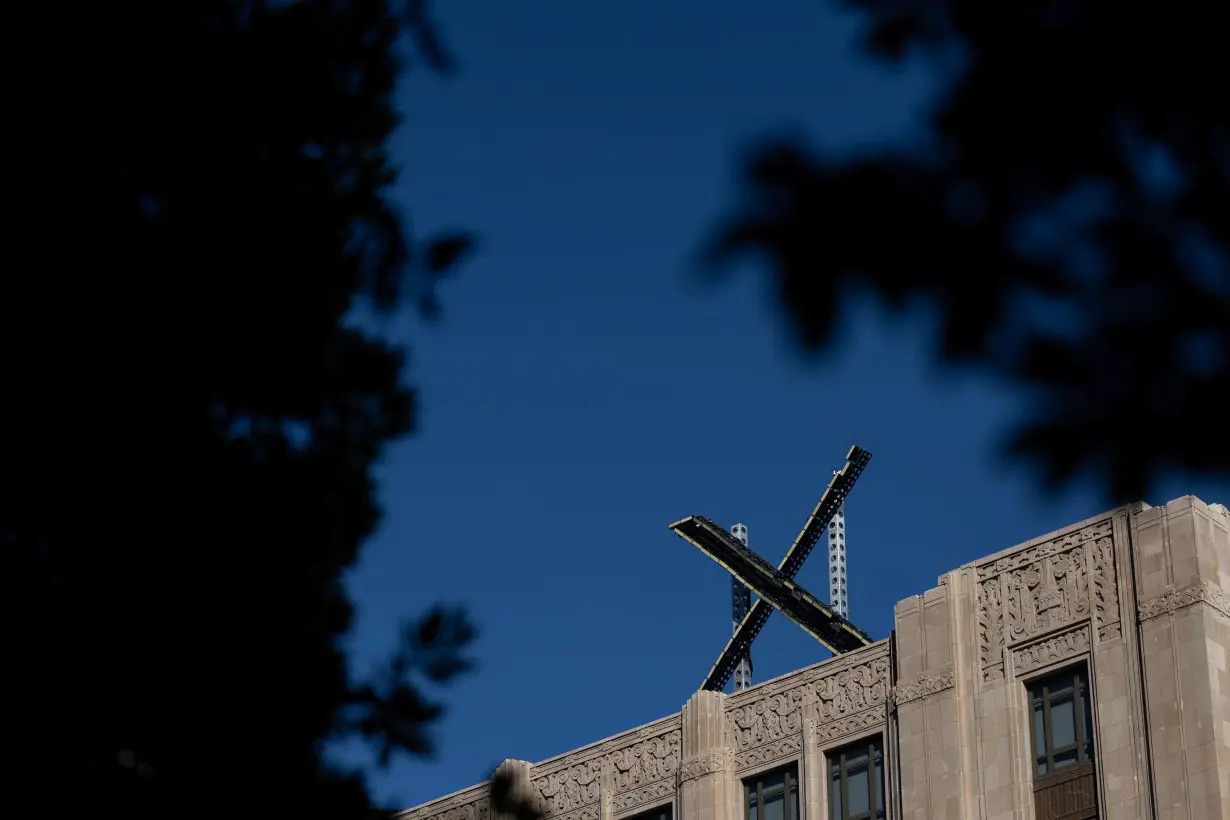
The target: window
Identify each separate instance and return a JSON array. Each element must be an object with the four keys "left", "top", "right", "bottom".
[
  {"left": 1028, "top": 666, "right": 1098, "bottom": 820},
  {"left": 745, "top": 764, "right": 799, "bottom": 820},
  {"left": 626, "top": 804, "right": 672, "bottom": 820},
  {"left": 828, "top": 737, "right": 885, "bottom": 820},
  {"left": 1029, "top": 665, "right": 1095, "bottom": 776}
]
